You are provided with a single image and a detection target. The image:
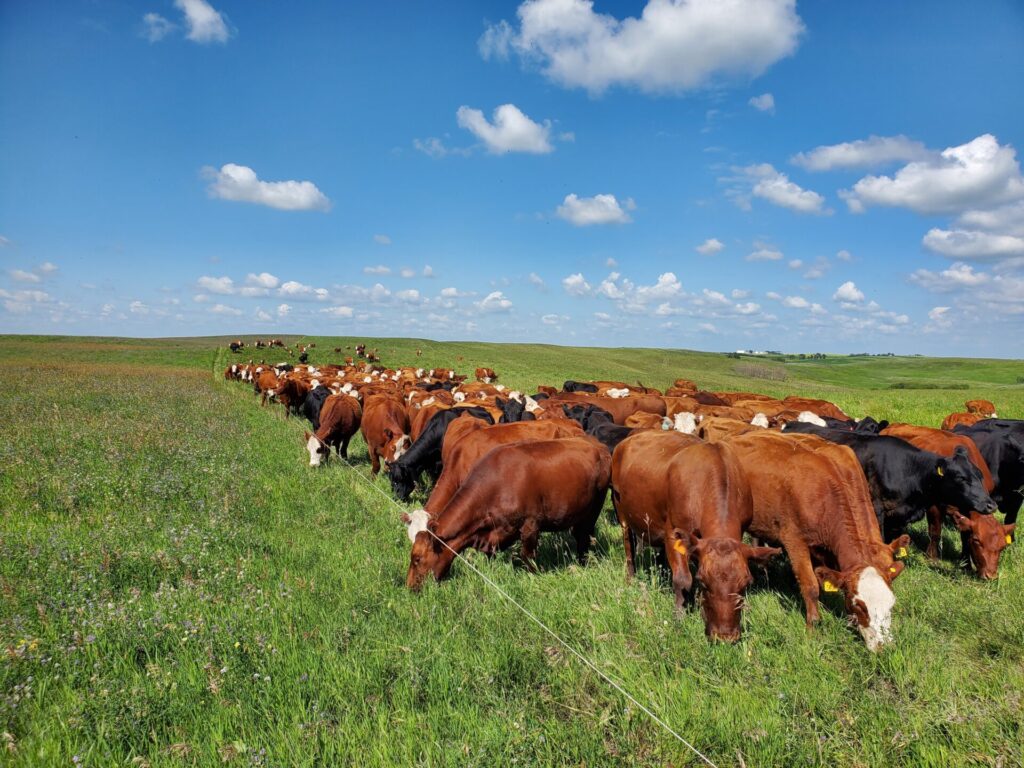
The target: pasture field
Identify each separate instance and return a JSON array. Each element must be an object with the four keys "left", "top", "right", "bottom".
[{"left": 1, "top": 334, "right": 1023, "bottom": 767}]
